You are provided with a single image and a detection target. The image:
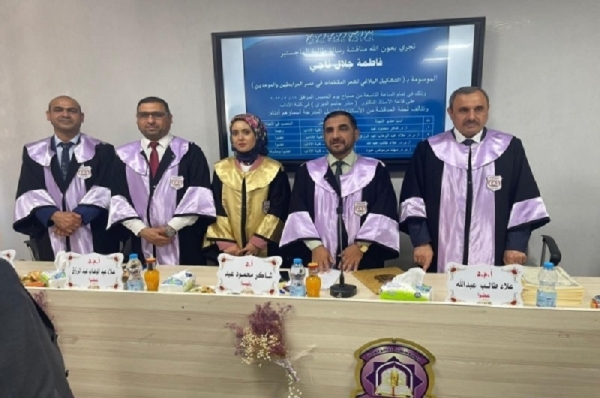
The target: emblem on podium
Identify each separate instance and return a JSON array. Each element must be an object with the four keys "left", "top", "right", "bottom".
[{"left": 352, "top": 338, "right": 436, "bottom": 398}]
